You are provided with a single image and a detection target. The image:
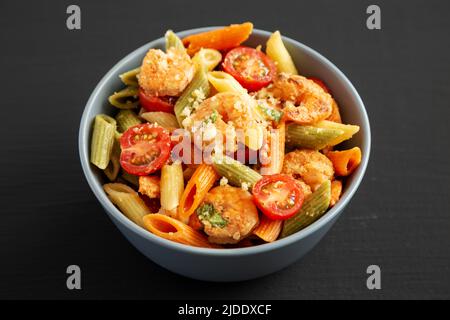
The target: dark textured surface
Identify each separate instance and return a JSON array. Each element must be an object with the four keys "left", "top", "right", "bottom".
[{"left": 0, "top": 0, "right": 449, "bottom": 299}]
